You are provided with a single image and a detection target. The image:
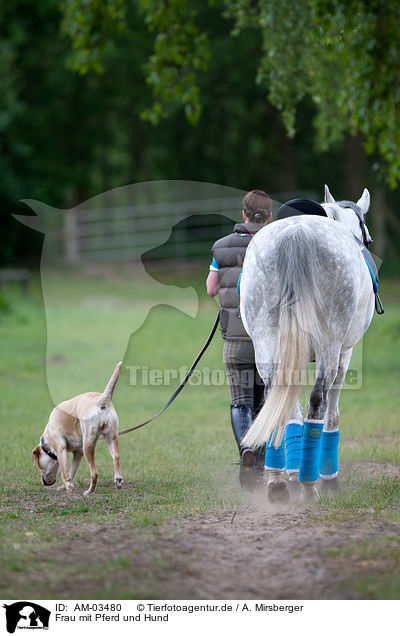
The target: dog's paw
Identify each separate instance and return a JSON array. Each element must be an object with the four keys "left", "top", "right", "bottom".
[
  {"left": 59, "top": 482, "right": 74, "bottom": 491},
  {"left": 83, "top": 489, "right": 93, "bottom": 497},
  {"left": 65, "top": 484, "right": 74, "bottom": 494},
  {"left": 115, "top": 477, "right": 124, "bottom": 489}
]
